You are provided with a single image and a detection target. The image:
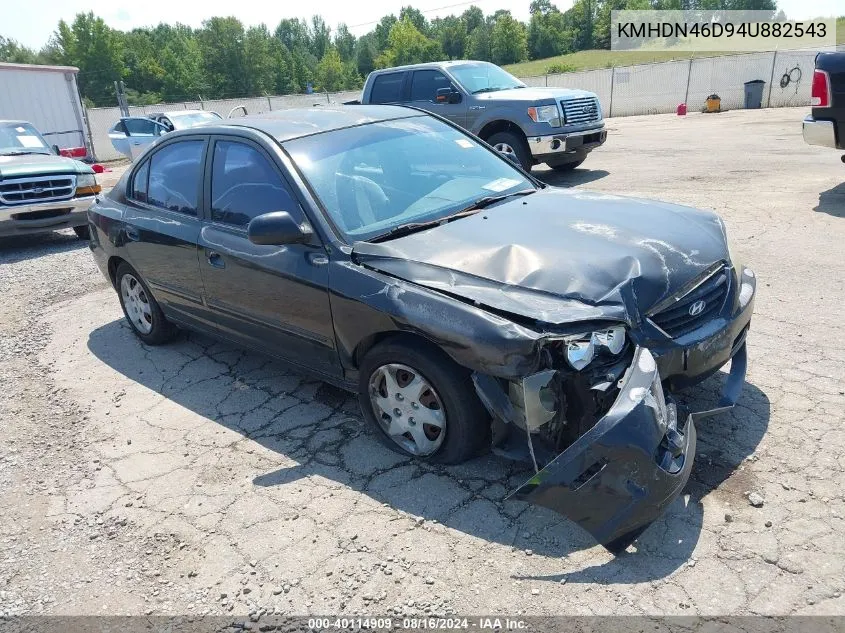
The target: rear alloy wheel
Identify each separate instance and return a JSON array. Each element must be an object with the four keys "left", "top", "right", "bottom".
[
  {"left": 359, "top": 340, "right": 489, "bottom": 464},
  {"left": 487, "top": 131, "right": 533, "bottom": 172},
  {"left": 73, "top": 225, "right": 90, "bottom": 240},
  {"left": 115, "top": 263, "right": 176, "bottom": 345}
]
